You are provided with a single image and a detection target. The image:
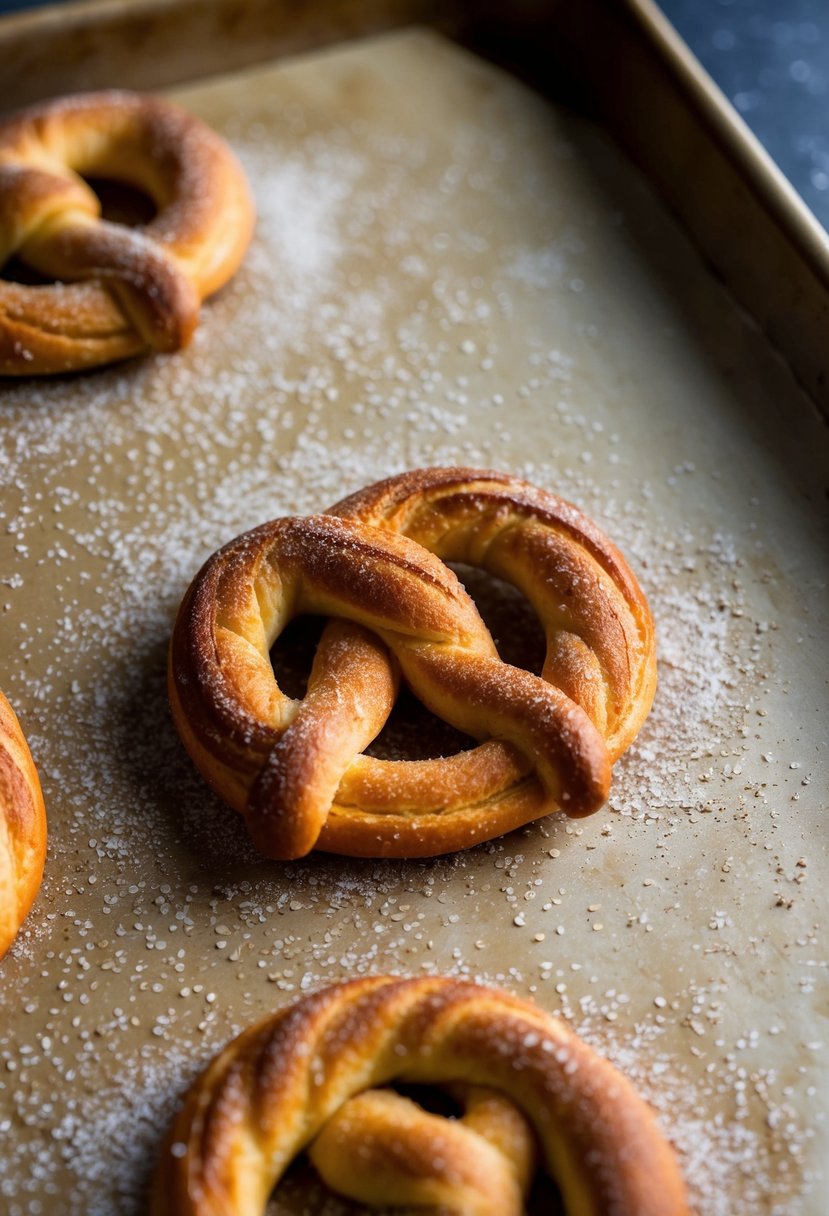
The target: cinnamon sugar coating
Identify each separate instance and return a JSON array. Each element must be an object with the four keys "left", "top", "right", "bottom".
[{"left": 168, "top": 468, "right": 655, "bottom": 858}]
